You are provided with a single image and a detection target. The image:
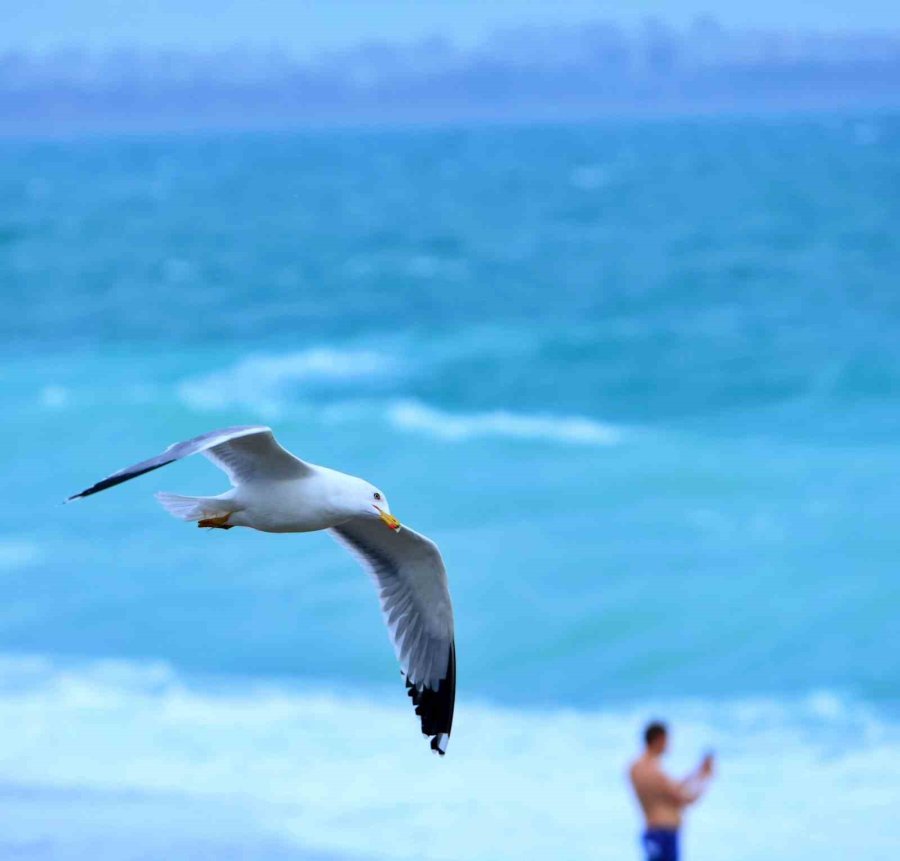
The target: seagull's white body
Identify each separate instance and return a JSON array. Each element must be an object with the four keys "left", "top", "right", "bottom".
[
  {"left": 195, "top": 466, "right": 372, "bottom": 533},
  {"left": 68, "top": 425, "right": 456, "bottom": 755}
]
